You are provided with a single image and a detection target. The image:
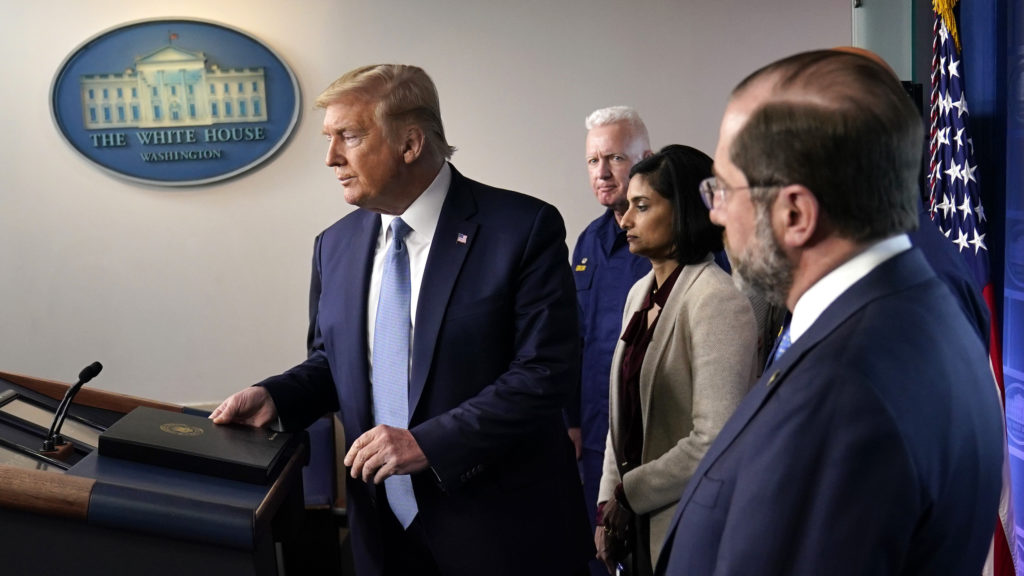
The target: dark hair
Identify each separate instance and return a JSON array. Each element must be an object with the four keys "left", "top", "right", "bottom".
[
  {"left": 730, "top": 50, "right": 921, "bottom": 241},
  {"left": 629, "top": 144, "right": 721, "bottom": 265}
]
